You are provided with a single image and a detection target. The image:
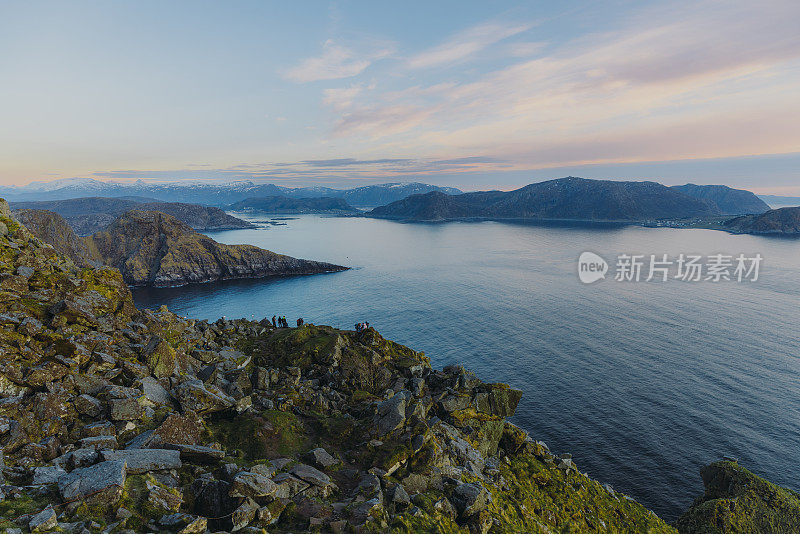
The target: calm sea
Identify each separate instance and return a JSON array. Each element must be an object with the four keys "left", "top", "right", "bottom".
[{"left": 133, "top": 214, "right": 800, "bottom": 520}]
